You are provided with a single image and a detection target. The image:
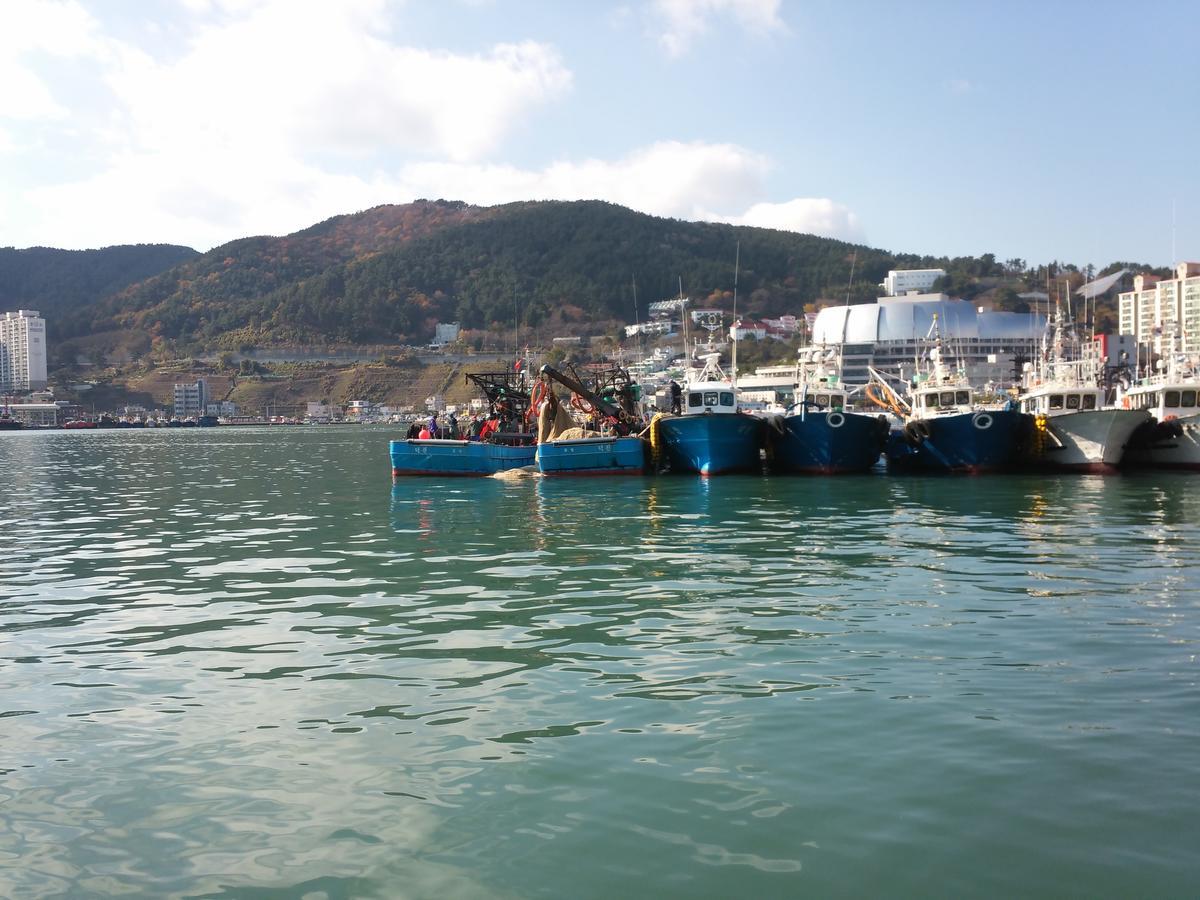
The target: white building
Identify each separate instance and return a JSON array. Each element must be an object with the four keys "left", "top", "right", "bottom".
[
  {"left": 6, "top": 401, "right": 65, "bottom": 426},
  {"left": 206, "top": 400, "right": 237, "bottom": 417},
  {"left": 433, "top": 322, "right": 460, "bottom": 345},
  {"left": 880, "top": 269, "right": 946, "bottom": 297},
  {"left": 810, "top": 293, "right": 1046, "bottom": 386},
  {"left": 0, "top": 309, "right": 48, "bottom": 392},
  {"left": 173, "top": 379, "right": 208, "bottom": 418},
  {"left": 1117, "top": 262, "right": 1200, "bottom": 355}
]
